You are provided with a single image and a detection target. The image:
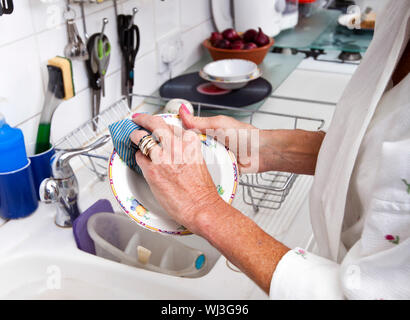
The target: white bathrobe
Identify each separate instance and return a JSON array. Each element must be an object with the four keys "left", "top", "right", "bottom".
[{"left": 270, "top": 0, "right": 410, "bottom": 300}]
